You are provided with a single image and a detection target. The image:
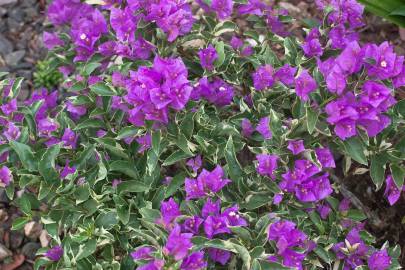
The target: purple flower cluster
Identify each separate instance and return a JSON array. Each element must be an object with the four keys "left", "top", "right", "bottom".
[
  {"left": 47, "top": 0, "right": 92, "bottom": 26},
  {"left": 45, "top": 245, "right": 64, "bottom": 261},
  {"left": 240, "top": 117, "right": 274, "bottom": 140},
  {"left": 325, "top": 82, "right": 395, "bottom": 140},
  {"left": 256, "top": 154, "right": 279, "bottom": 180},
  {"left": 48, "top": 0, "right": 193, "bottom": 62},
  {"left": 0, "top": 166, "right": 12, "bottom": 187},
  {"left": 133, "top": 193, "right": 247, "bottom": 268},
  {"left": 268, "top": 220, "right": 313, "bottom": 269},
  {"left": 185, "top": 166, "right": 231, "bottom": 200},
  {"left": 384, "top": 175, "right": 404, "bottom": 206},
  {"left": 192, "top": 77, "right": 235, "bottom": 107},
  {"left": 295, "top": 69, "right": 317, "bottom": 102},
  {"left": 70, "top": 8, "right": 108, "bottom": 62},
  {"left": 196, "top": 0, "right": 234, "bottom": 20},
  {"left": 315, "top": 0, "right": 364, "bottom": 49},
  {"left": 280, "top": 160, "right": 332, "bottom": 202},
  {"left": 301, "top": 28, "right": 323, "bottom": 58},
  {"left": 252, "top": 64, "right": 297, "bottom": 91},
  {"left": 333, "top": 227, "right": 369, "bottom": 269},
  {"left": 368, "top": 249, "right": 391, "bottom": 270},
  {"left": 287, "top": 140, "right": 305, "bottom": 155},
  {"left": 125, "top": 56, "right": 192, "bottom": 126},
  {"left": 333, "top": 227, "right": 391, "bottom": 270},
  {"left": 141, "top": 0, "right": 194, "bottom": 42},
  {"left": 199, "top": 45, "right": 218, "bottom": 71}
]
